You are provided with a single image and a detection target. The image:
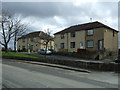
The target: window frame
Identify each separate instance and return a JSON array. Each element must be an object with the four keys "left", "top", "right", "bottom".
[
  {"left": 30, "top": 45, "right": 34, "bottom": 50},
  {"left": 70, "top": 42, "right": 75, "bottom": 48},
  {"left": 87, "top": 40, "right": 94, "bottom": 48},
  {"left": 61, "top": 34, "right": 65, "bottom": 39},
  {"left": 70, "top": 32, "right": 76, "bottom": 37},
  {"left": 30, "top": 38, "right": 34, "bottom": 42},
  {"left": 22, "top": 46, "right": 25, "bottom": 49},
  {"left": 22, "top": 38, "right": 25, "bottom": 42},
  {"left": 87, "top": 30, "right": 94, "bottom": 36},
  {"left": 60, "top": 43, "right": 64, "bottom": 49}
]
